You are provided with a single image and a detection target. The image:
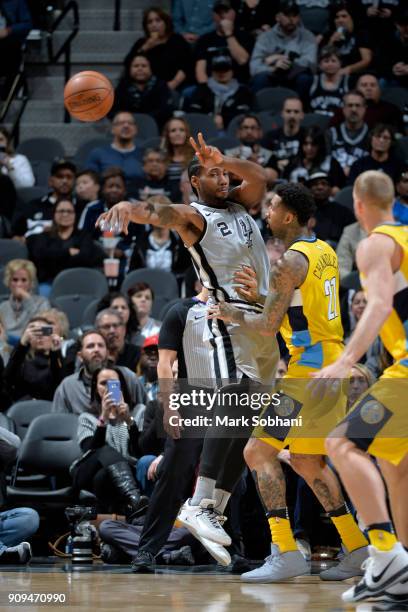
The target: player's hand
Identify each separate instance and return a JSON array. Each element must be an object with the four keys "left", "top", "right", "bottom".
[
  {"left": 96, "top": 201, "right": 133, "bottom": 235},
  {"left": 207, "top": 302, "right": 242, "bottom": 324},
  {"left": 233, "top": 265, "right": 260, "bottom": 302},
  {"left": 308, "top": 360, "right": 351, "bottom": 400},
  {"left": 190, "top": 132, "right": 223, "bottom": 168}
]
